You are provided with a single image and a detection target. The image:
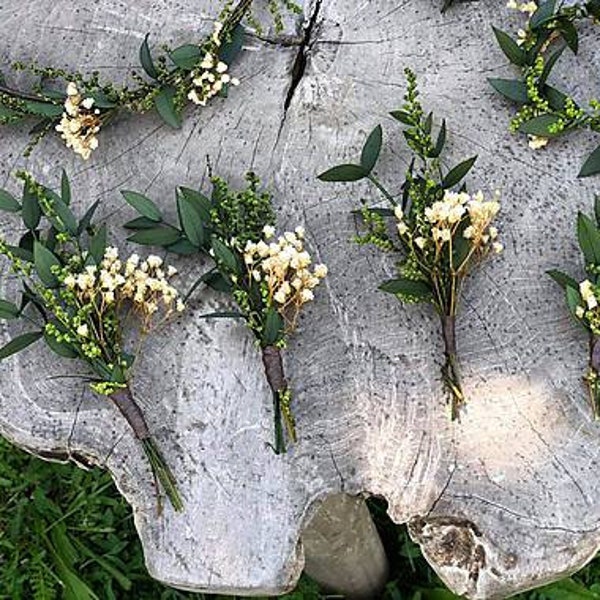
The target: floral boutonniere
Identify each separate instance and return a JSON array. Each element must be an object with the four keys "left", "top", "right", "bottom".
[
  {"left": 0, "top": 0, "right": 300, "bottom": 160},
  {"left": 121, "top": 172, "right": 326, "bottom": 453},
  {"left": 490, "top": 0, "right": 600, "bottom": 177},
  {"left": 0, "top": 171, "right": 185, "bottom": 511},
  {"left": 549, "top": 200, "right": 600, "bottom": 417},
  {"left": 318, "top": 69, "right": 503, "bottom": 419}
]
